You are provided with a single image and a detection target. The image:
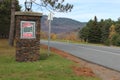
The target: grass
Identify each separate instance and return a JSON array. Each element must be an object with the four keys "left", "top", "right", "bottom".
[{"left": 0, "top": 39, "right": 101, "bottom": 80}]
